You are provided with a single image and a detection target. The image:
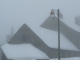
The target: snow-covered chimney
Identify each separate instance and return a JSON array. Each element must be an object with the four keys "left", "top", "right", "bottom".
[
  {"left": 6, "top": 27, "right": 14, "bottom": 41},
  {"left": 75, "top": 17, "right": 79, "bottom": 26},
  {"left": 11, "top": 27, "right": 14, "bottom": 36}
]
